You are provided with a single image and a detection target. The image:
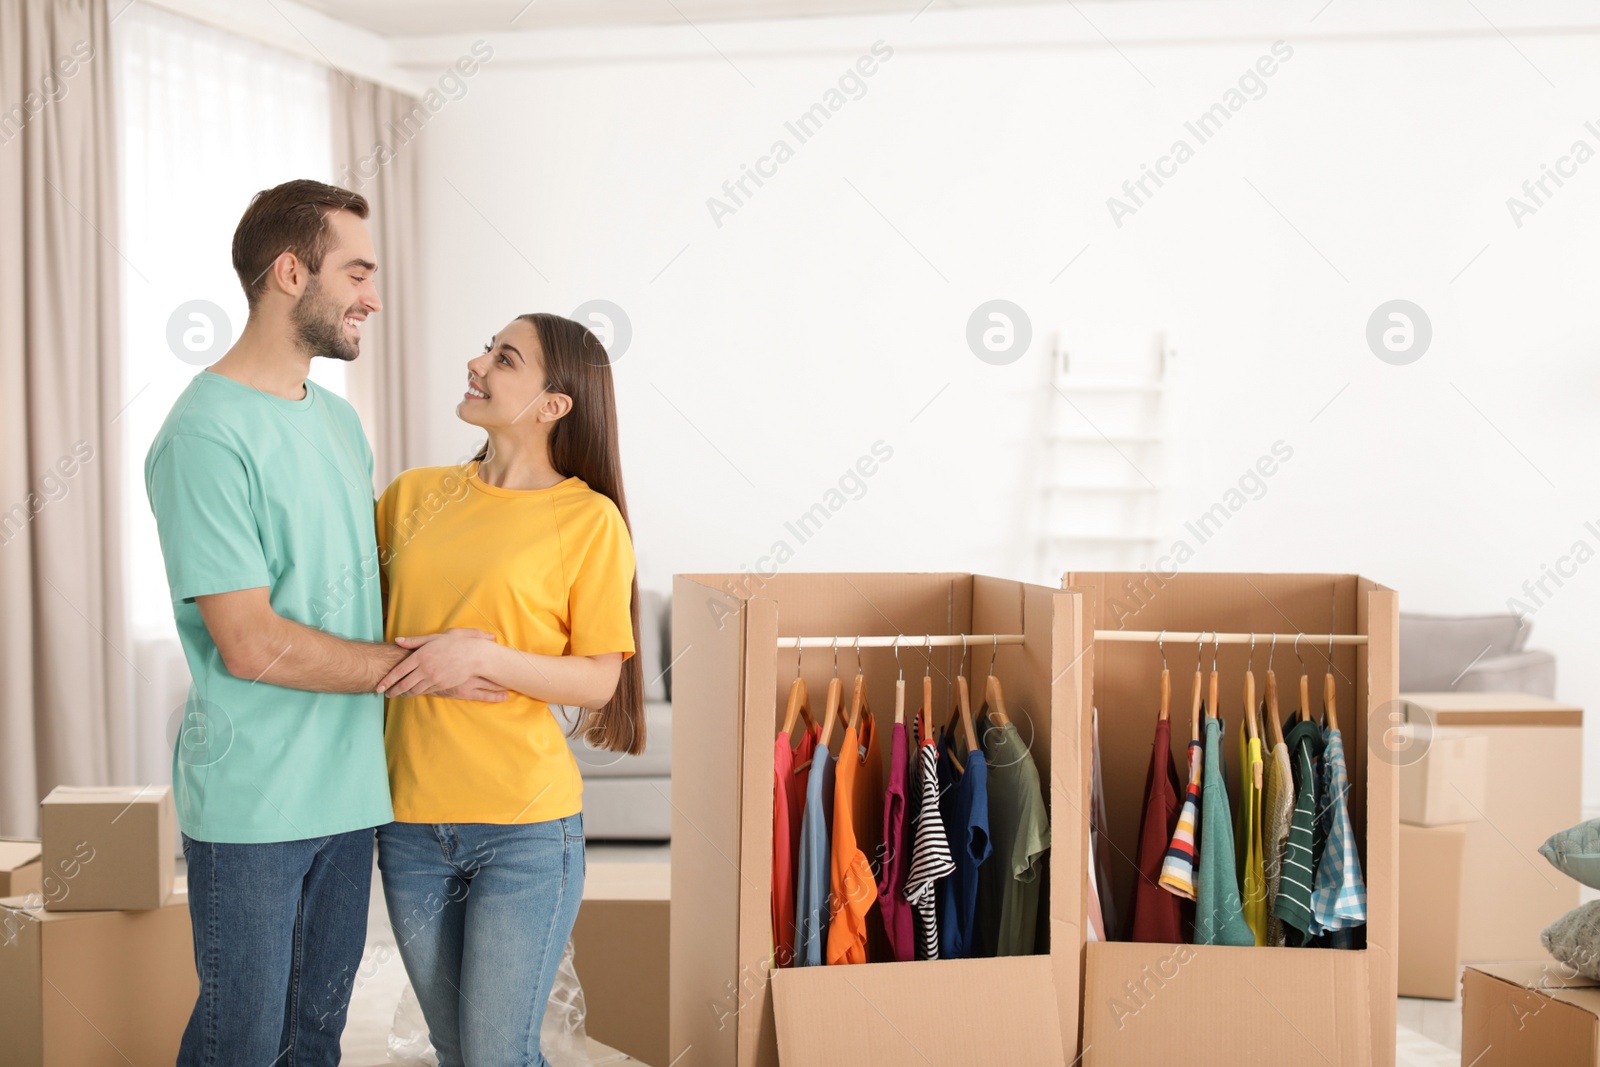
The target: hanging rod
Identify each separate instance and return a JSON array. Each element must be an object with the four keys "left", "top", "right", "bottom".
[
  {"left": 1096, "top": 630, "right": 1367, "bottom": 645},
  {"left": 775, "top": 630, "right": 1366, "bottom": 648},
  {"left": 776, "top": 633, "right": 1024, "bottom": 649}
]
